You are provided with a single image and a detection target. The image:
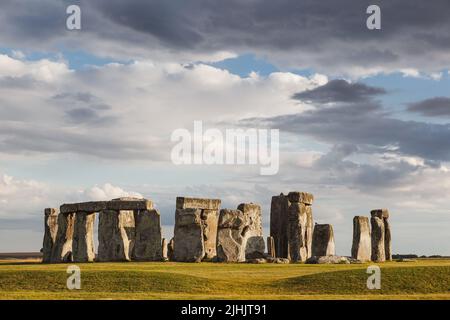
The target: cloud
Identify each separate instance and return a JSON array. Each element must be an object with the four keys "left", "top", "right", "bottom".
[
  {"left": 245, "top": 80, "right": 450, "bottom": 163},
  {"left": 407, "top": 97, "right": 450, "bottom": 117},
  {"left": 293, "top": 79, "right": 386, "bottom": 103},
  {"left": 1, "top": 1, "right": 450, "bottom": 76}
]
